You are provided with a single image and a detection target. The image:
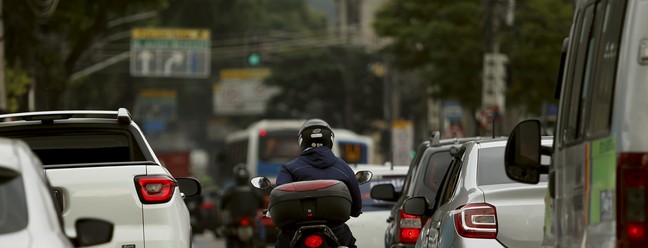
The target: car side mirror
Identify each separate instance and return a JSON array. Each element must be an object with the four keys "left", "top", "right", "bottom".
[
  {"left": 72, "top": 218, "right": 114, "bottom": 247},
  {"left": 504, "top": 119, "right": 547, "bottom": 184},
  {"left": 402, "top": 196, "right": 429, "bottom": 216},
  {"left": 370, "top": 183, "right": 397, "bottom": 201},
  {"left": 177, "top": 178, "right": 201, "bottom": 198}
]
